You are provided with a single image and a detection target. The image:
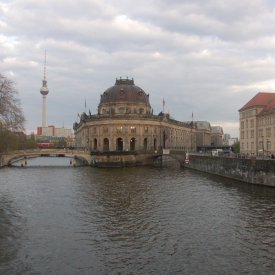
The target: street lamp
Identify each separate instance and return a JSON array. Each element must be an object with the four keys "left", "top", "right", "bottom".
[
  {"left": 262, "top": 136, "right": 264, "bottom": 155},
  {"left": 266, "top": 139, "right": 270, "bottom": 155}
]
